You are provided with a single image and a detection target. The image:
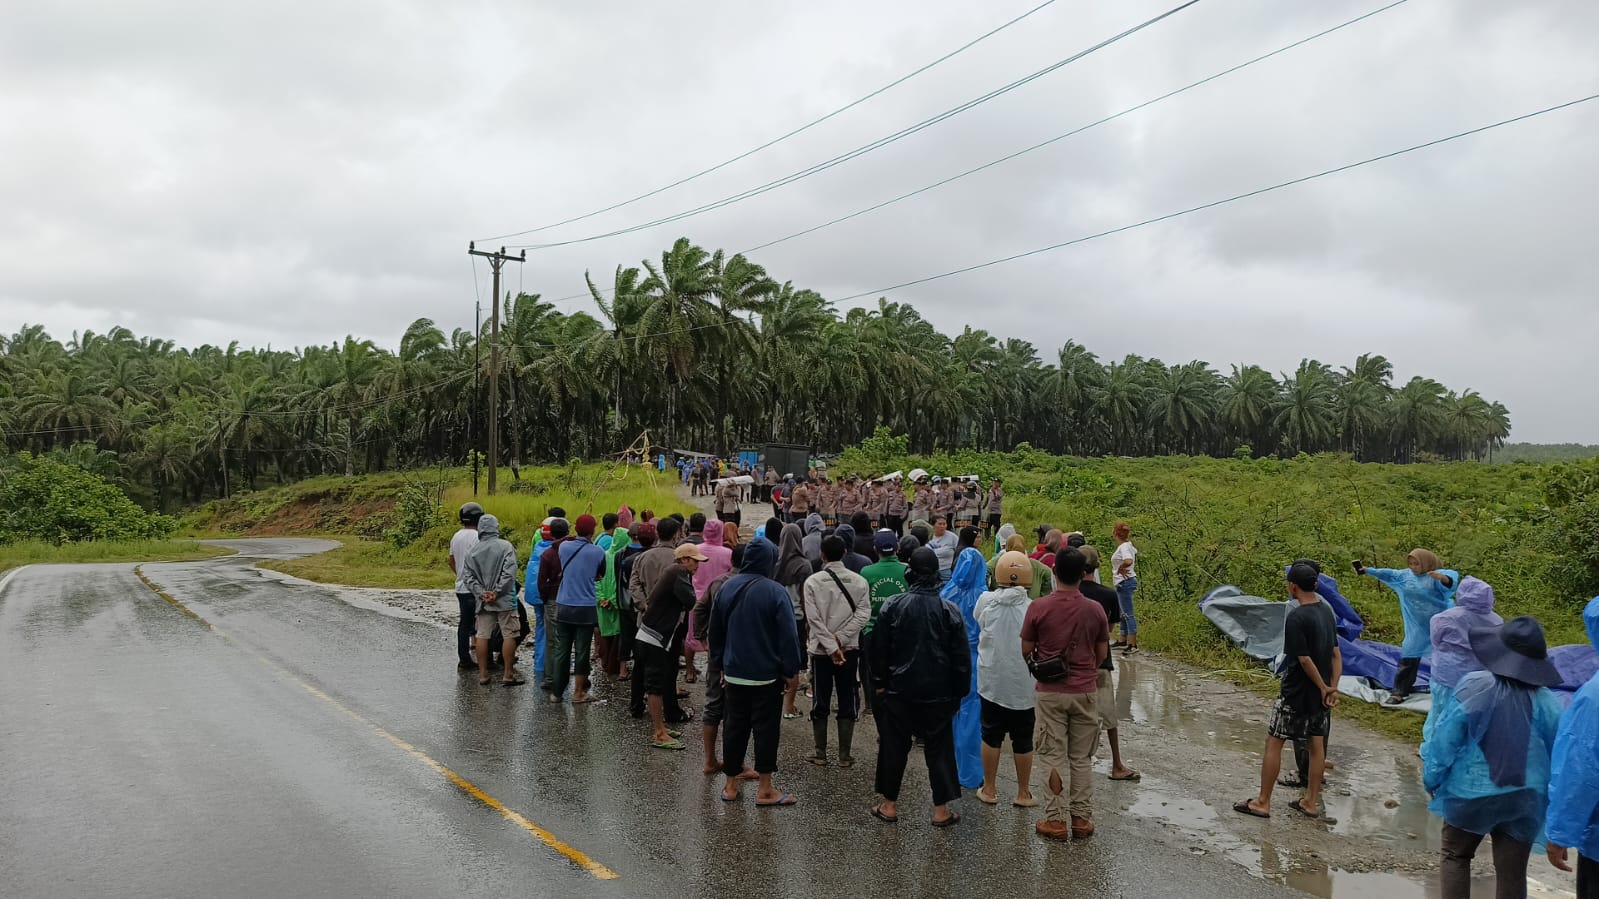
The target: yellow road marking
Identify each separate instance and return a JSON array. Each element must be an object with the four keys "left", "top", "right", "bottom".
[{"left": 132, "top": 565, "right": 619, "bottom": 881}]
